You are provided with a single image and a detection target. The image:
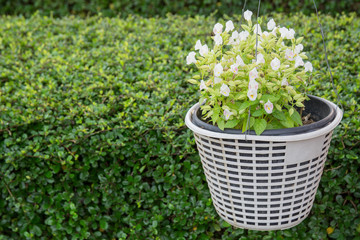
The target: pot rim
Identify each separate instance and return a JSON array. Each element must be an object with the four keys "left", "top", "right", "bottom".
[
  {"left": 185, "top": 96, "right": 343, "bottom": 142},
  {"left": 192, "top": 95, "right": 336, "bottom": 136}
]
